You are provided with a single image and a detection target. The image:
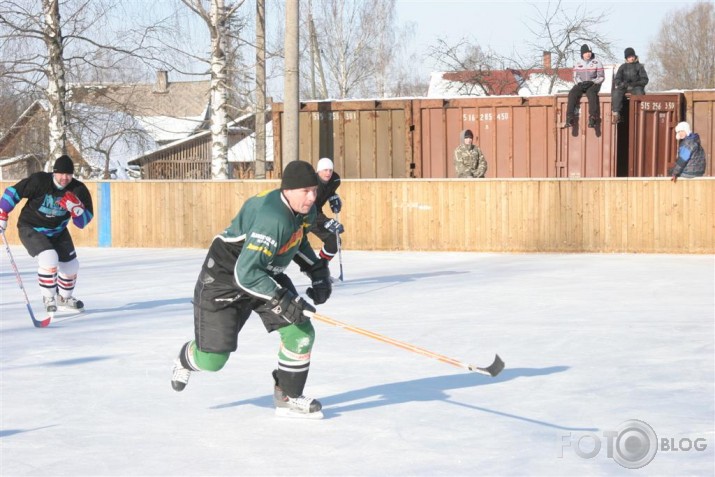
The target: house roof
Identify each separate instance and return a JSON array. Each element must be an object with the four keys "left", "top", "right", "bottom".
[
  {"left": 127, "top": 110, "right": 272, "bottom": 166},
  {"left": 430, "top": 64, "right": 616, "bottom": 97},
  {"left": 69, "top": 72, "right": 210, "bottom": 118},
  {"left": 432, "top": 67, "right": 576, "bottom": 97}
]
